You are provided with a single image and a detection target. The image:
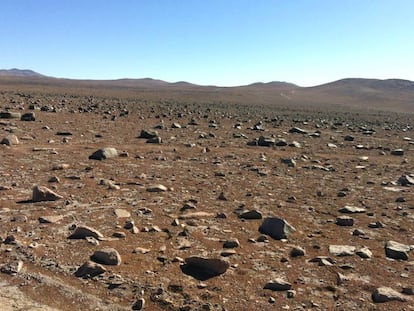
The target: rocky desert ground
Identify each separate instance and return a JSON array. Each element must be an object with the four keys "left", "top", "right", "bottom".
[{"left": 0, "top": 78, "right": 413, "bottom": 310}]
